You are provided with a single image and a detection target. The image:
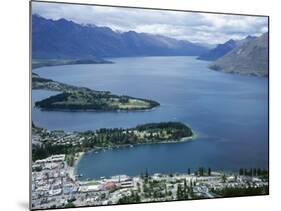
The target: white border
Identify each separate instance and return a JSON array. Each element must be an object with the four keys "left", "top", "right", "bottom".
[{"left": 0, "top": 0, "right": 279, "bottom": 211}]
